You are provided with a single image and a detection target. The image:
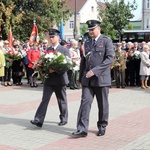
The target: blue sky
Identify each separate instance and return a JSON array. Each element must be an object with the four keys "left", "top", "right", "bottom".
[{"left": 100, "top": 0, "right": 142, "bottom": 20}]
